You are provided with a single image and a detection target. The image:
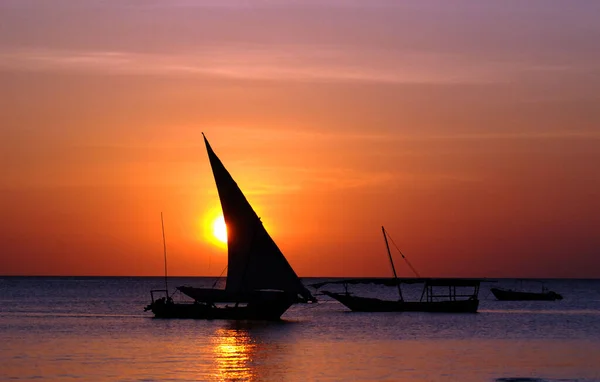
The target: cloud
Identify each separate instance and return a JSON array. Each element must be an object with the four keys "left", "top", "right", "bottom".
[
  {"left": 316, "top": 171, "right": 397, "bottom": 189},
  {"left": 0, "top": 0, "right": 418, "bottom": 10},
  {"left": 0, "top": 46, "right": 565, "bottom": 85},
  {"left": 396, "top": 131, "right": 600, "bottom": 141},
  {"left": 211, "top": 126, "right": 600, "bottom": 143}
]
